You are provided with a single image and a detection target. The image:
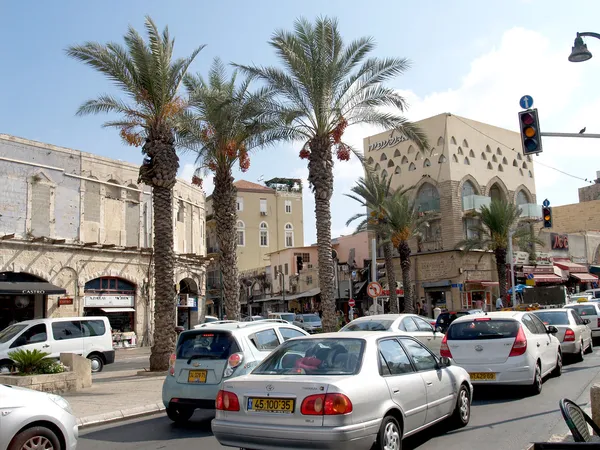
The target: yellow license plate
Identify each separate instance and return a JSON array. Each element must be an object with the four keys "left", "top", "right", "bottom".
[
  {"left": 469, "top": 372, "right": 496, "bottom": 381},
  {"left": 188, "top": 369, "right": 207, "bottom": 383},
  {"left": 248, "top": 397, "right": 294, "bottom": 413}
]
